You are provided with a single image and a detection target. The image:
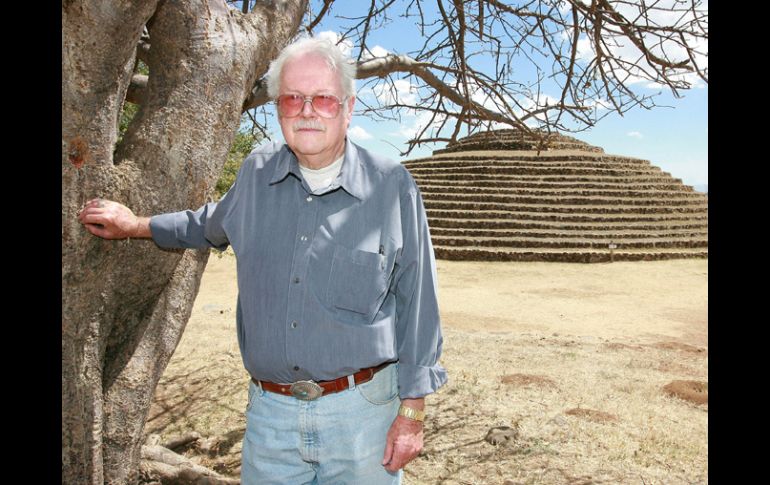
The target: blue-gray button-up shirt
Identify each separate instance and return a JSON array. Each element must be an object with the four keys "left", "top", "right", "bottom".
[{"left": 149, "top": 139, "right": 447, "bottom": 398}]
